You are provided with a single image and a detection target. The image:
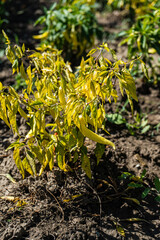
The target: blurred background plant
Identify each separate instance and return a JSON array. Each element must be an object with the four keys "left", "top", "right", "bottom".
[
  {"left": 13, "top": 72, "right": 27, "bottom": 91},
  {"left": 33, "top": 0, "right": 103, "bottom": 66},
  {"left": 0, "top": 0, "right": 11, "bottom": 58},
  {"left": 107, "top": 0, "right": 160, "bottom": 23},
  {"left": 119, "top": 8, "right": 160, "bottom": 85}
]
